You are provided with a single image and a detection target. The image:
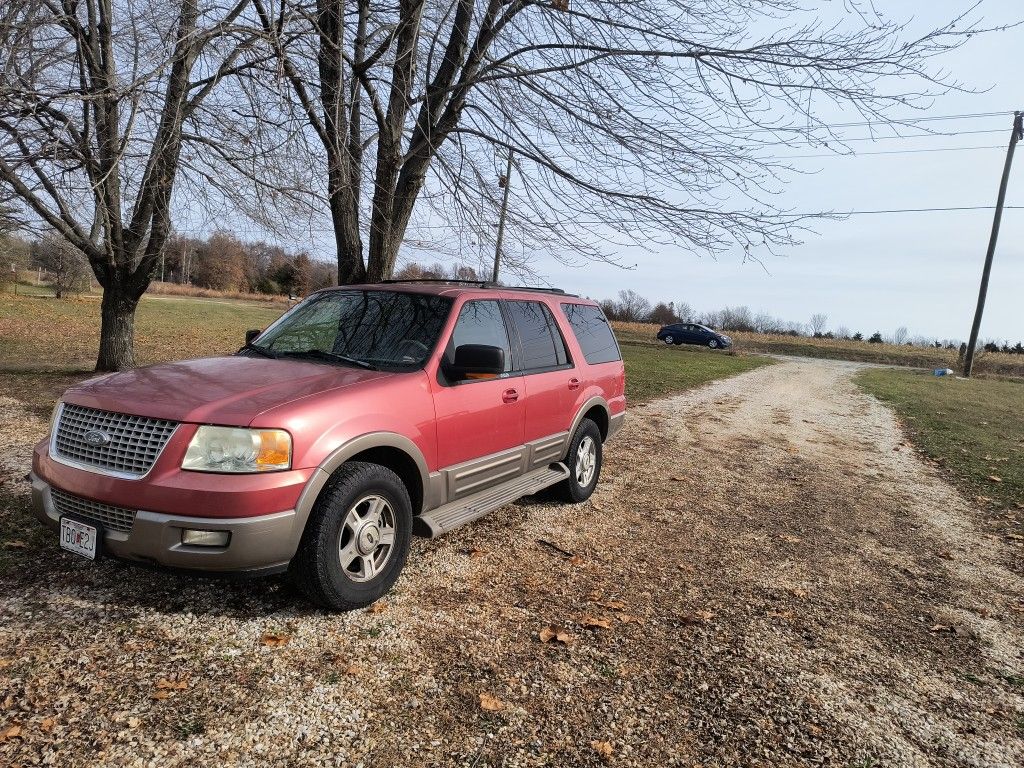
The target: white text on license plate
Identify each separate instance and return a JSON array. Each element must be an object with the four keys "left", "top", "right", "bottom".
[{"left": 60, "top": 518, "right": 98, "bottom": 560}]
